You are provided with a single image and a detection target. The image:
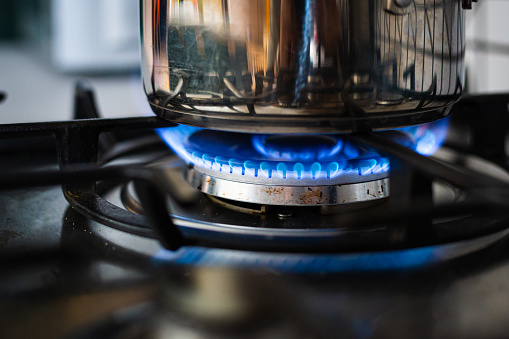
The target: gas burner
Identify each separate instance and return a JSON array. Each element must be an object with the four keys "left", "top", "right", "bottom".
[
  {"left": 157, "top": 126, "right": 390, "bottom": 205},
  {"left": 156, "top": 118, "right": 449, "bottom": 206},
  {"left": 84, "top": 148, "right": 508, "bottom": 271}
]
